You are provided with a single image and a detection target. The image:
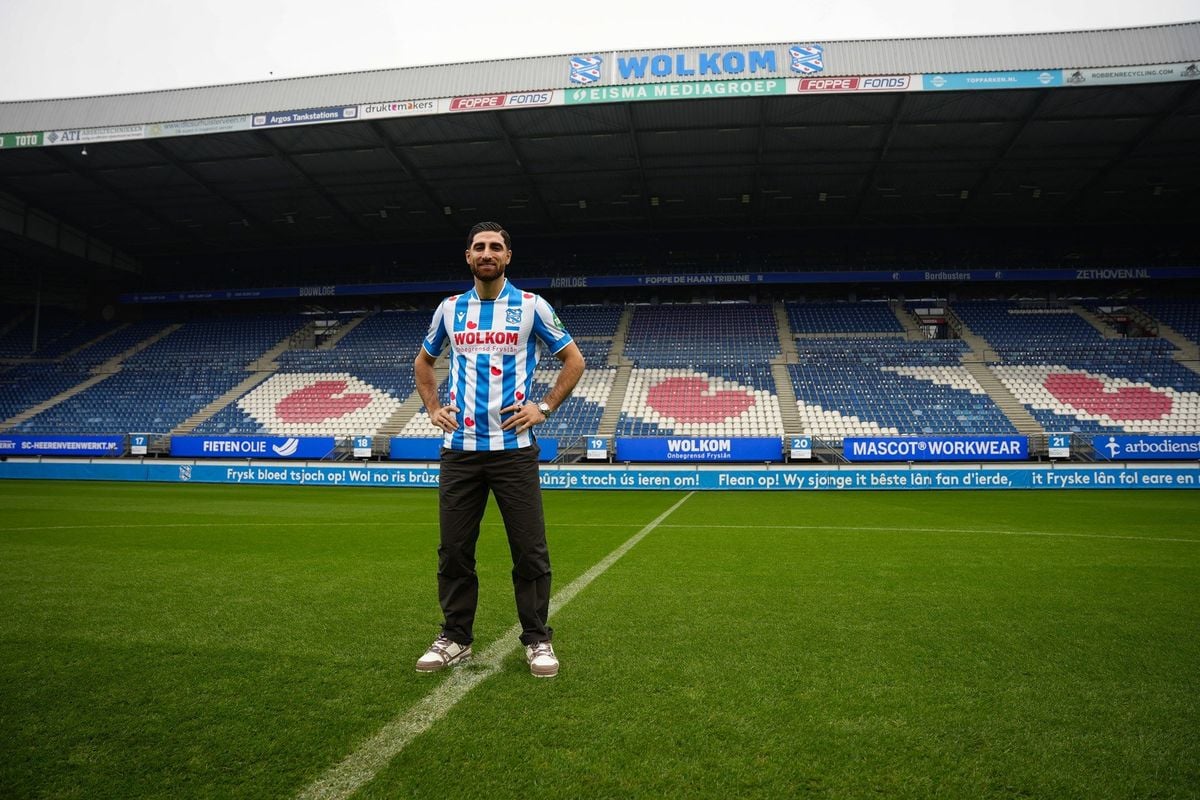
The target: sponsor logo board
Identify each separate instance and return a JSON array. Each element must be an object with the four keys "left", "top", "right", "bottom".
[{"left": 251, "top": 106, "right": 358, "bottom": 128}]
